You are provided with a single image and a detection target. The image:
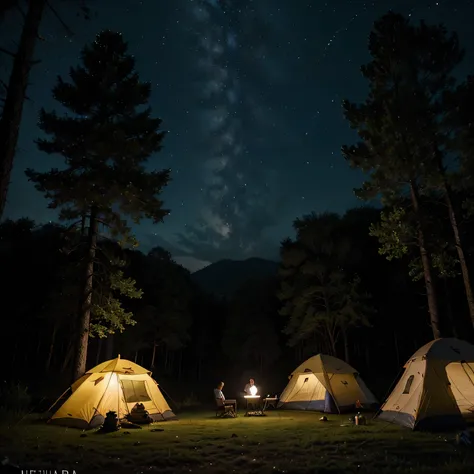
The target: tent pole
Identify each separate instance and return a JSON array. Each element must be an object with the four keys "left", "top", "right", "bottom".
[{"left": 89, "top": 372, "right": 115, "bottom": 428}]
